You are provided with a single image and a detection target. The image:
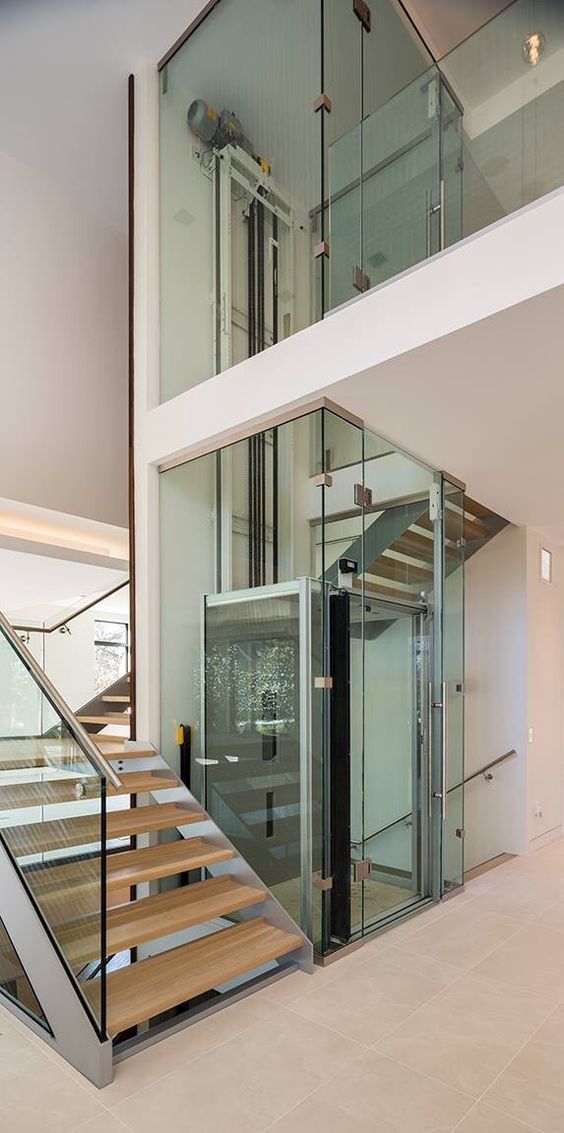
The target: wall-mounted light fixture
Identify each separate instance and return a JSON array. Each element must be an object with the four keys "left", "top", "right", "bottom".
[{"left": 522, "top": 31, "right": 546, "bottom": 67}]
